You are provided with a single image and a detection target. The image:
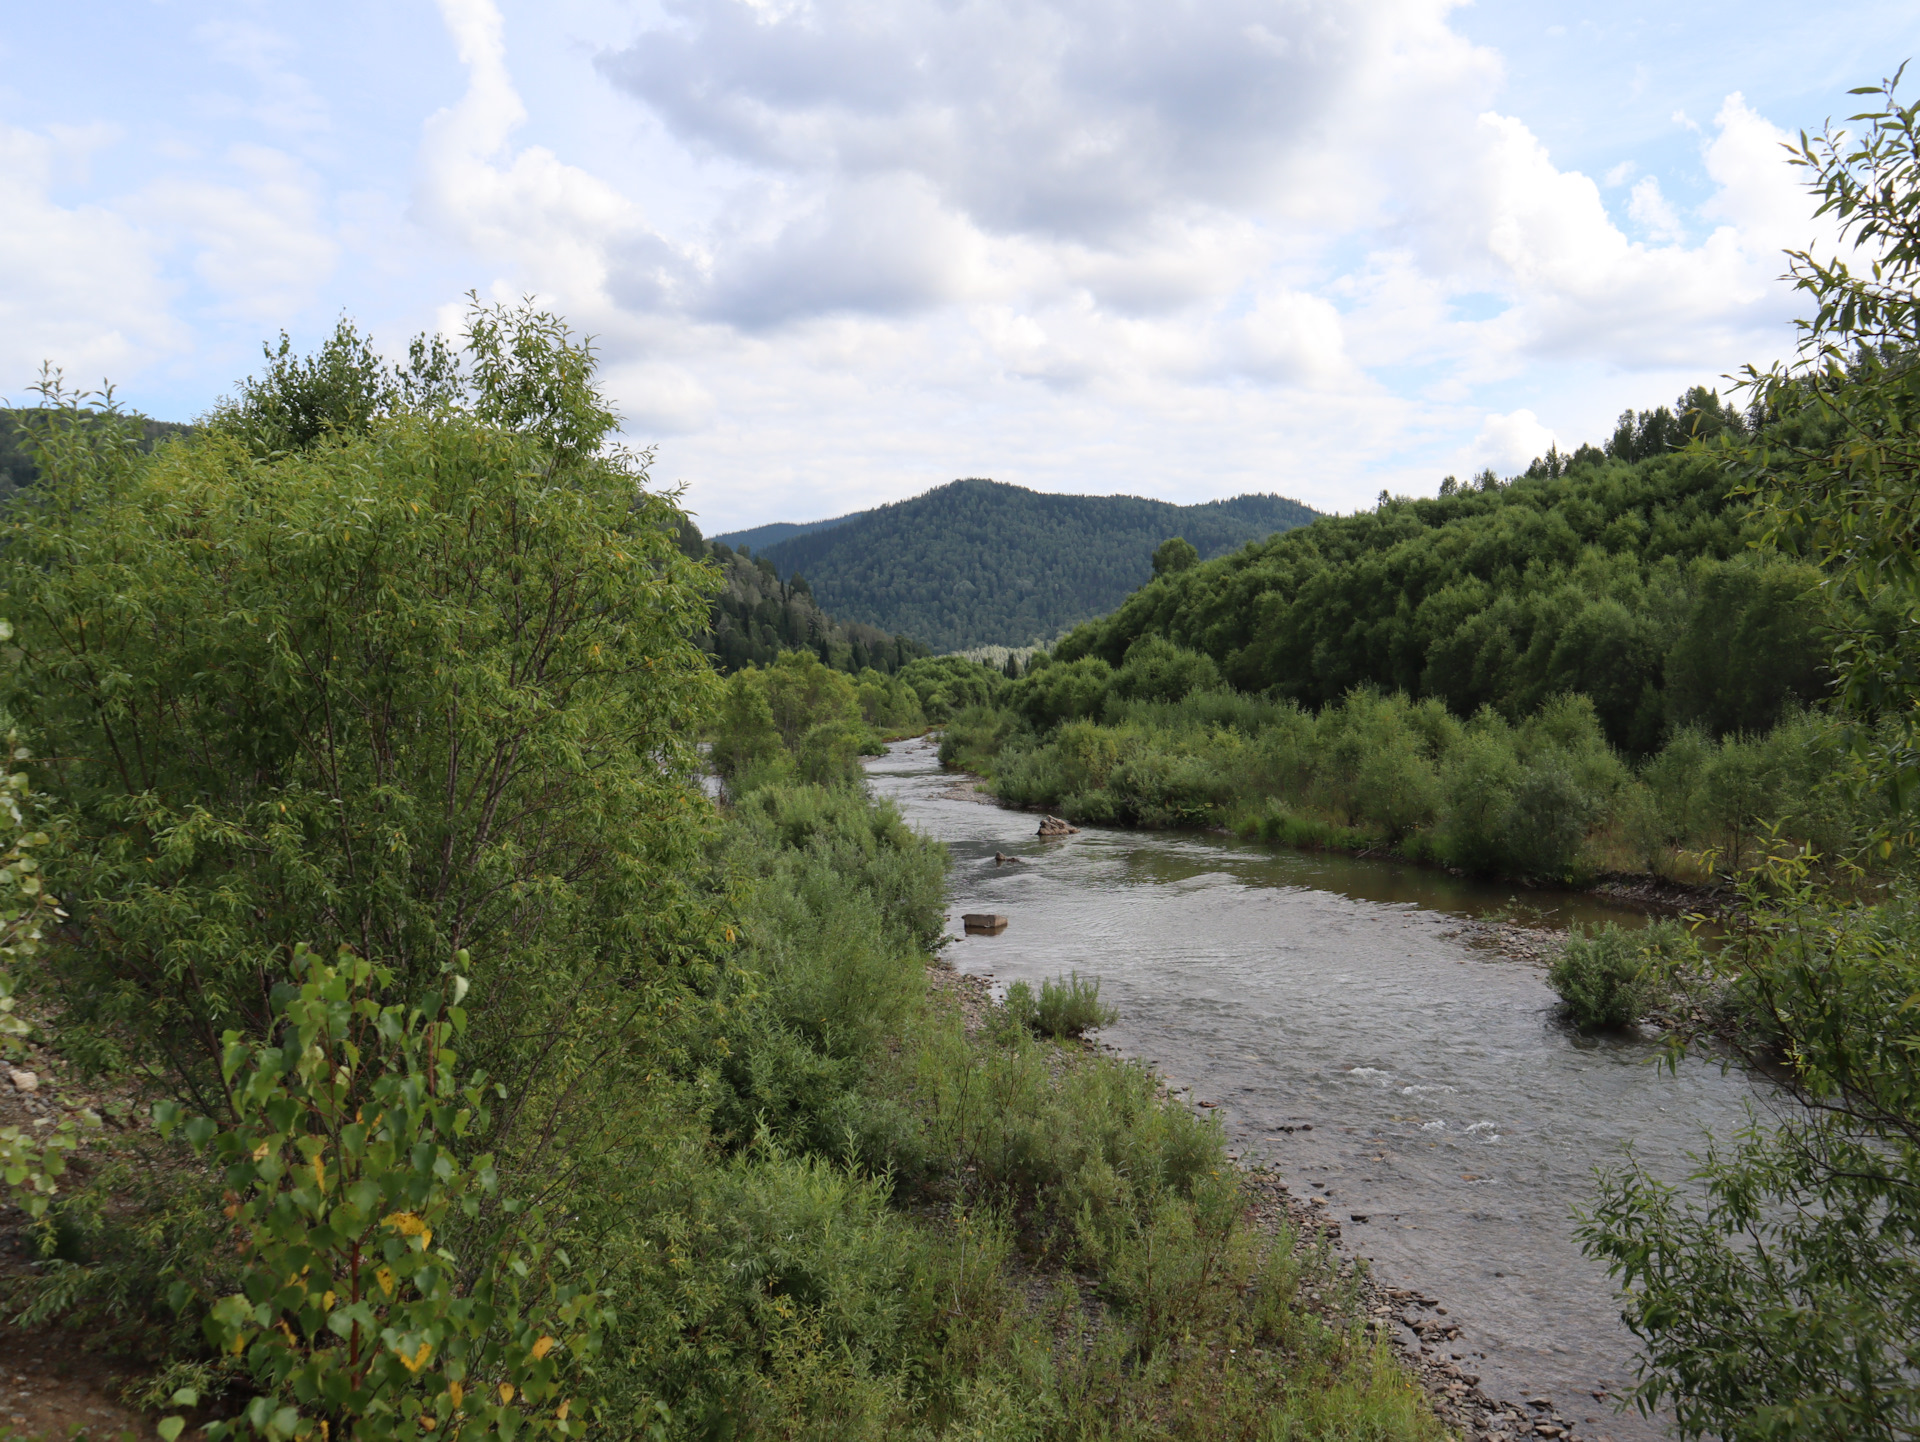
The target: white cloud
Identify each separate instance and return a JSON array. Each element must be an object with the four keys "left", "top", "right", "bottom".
[
  {"left": 381, "top": 0, "right": 1836, "bottom": 524},
  {"left": 598, "top": 0, "right": 1475, "bottom": 242},
  {"left": 196, "top": 19, "right": 332, "bottom": 135},
  {"left": 1462, "top": 408, "right": 1556, "bottom": 474},
  {"left": 0, "top": 124, "right": 179, "bottom": 393},
  {"left": 1626, "top": 176, "right": 1684, "bottom": 241},
  {"left": 139, "top": 146, "right": 341, "bottom": 323},
  {"left": 3, "top": 0, "right": 1865, "bottom": 527}
]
